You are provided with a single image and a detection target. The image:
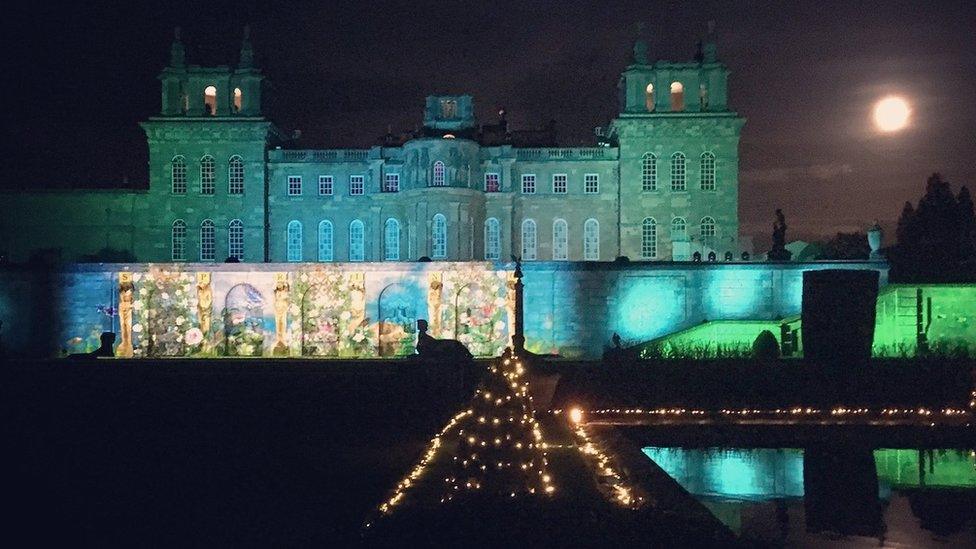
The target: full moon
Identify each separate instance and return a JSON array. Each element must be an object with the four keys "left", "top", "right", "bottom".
[{"left": 873, "top": 96, "right": 911, "bottom": 132}]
